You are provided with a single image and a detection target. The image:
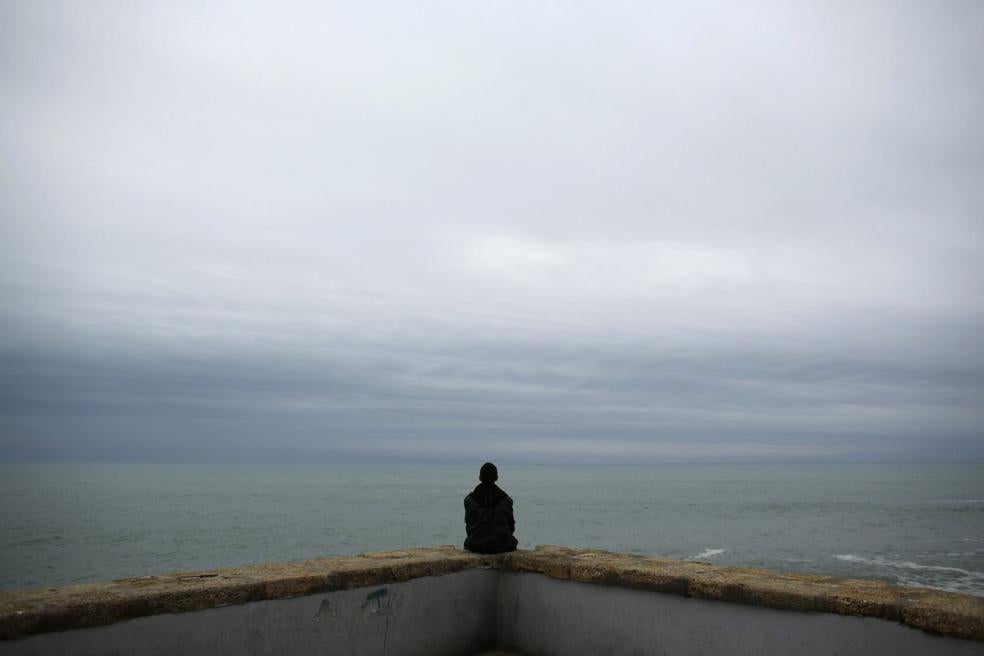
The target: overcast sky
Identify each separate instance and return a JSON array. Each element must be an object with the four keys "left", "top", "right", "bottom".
[{"left": 1, "top": 0, "right": 982, "bottom": 463}]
